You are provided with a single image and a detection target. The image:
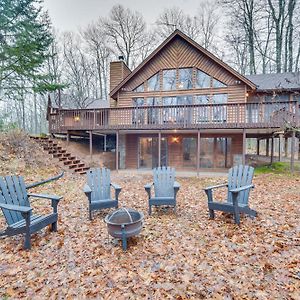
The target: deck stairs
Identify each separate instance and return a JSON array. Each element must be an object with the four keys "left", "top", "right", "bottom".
[{"left": 30, "top": 136, "right": 90, "bottom": 175}]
